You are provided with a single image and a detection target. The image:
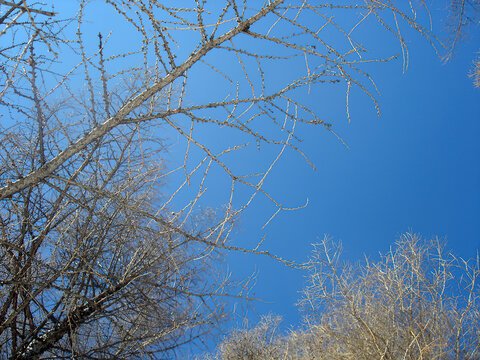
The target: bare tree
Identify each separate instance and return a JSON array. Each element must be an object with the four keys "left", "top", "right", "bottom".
[
  {"left": 0, "top": 1, "right": 442, "bottom": 358},
  {"left": 1, "top": 2, "right": 240, "bottom": 358},
  {"left": 209, "top": 234, "right": 480, "bottom": 360},
  {"left": 299, "top": 234, "right": 480, "bottom": 360},
  {"left": 0, "top": 49, "right": 233, "bottom": 360}
]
